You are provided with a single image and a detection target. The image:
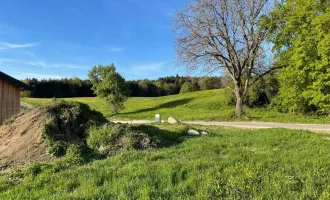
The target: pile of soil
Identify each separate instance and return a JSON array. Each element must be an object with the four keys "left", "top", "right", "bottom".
[
  {"left": 0, "top": 100, "right": 107, "bottom": 172},
  {"left": 0, "top": 109, "right": 53, "bottom": 171}
]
